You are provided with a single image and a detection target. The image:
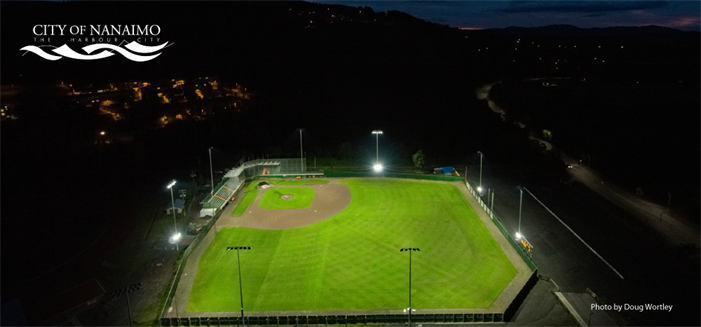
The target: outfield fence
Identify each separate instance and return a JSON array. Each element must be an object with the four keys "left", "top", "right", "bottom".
[
  {"left": 464, "top": 181, "right": 538, "bottom": 272},
  {"left": 323, "top": 170, "right": 464, "bottom": 181},
  {"left": 160, "top": 312, "right": 505, "bottom": 326},
  {"left": 159, "top": 185, "right": 246, "bottom": 320}
]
